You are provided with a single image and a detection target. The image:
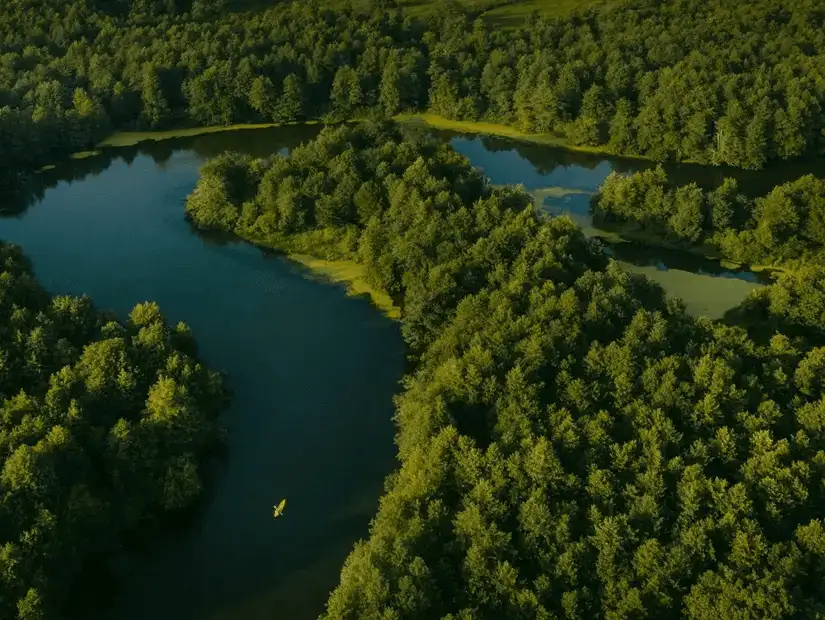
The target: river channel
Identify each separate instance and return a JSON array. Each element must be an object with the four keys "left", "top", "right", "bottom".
[{"left": 0, "top": 122, "right": 802, "bottom": 620}]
